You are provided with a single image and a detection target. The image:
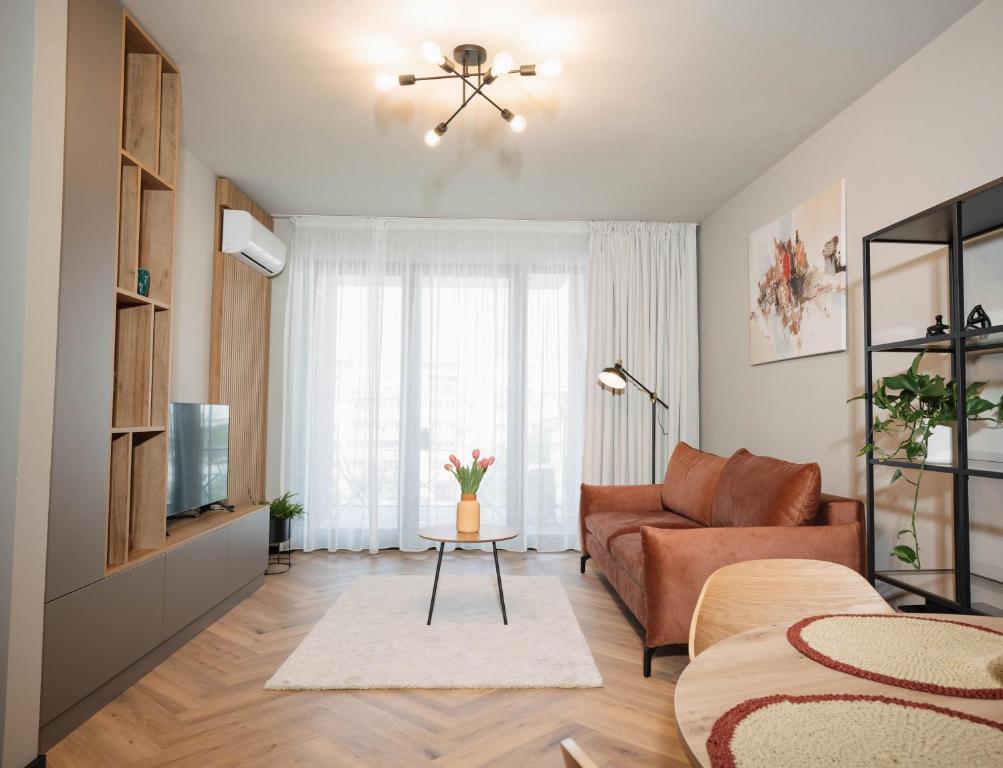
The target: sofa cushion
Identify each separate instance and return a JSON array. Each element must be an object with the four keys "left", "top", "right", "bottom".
[
  {"left": 585, "top": 508, "right": 700, "bottom": 549},
  {"left": 609, "top": 532, "right": 645, "bottom": 587},
  {"left": 711, "top": 448, "right": 821, "bottom": 527},
  {"left": 661, "top": 441, "right": 727, "bottom": 526}
]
